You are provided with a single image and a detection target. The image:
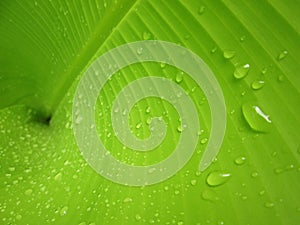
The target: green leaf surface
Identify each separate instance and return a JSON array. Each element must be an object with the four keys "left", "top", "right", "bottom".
[{"left": 1, "top": 0, "right": 300, "bottom": 224}]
